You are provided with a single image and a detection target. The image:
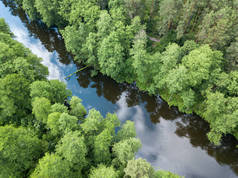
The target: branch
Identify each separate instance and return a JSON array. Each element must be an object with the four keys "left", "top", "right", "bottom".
[{"left": 64, "top": 65, "right": 89, "bottom": 80}]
